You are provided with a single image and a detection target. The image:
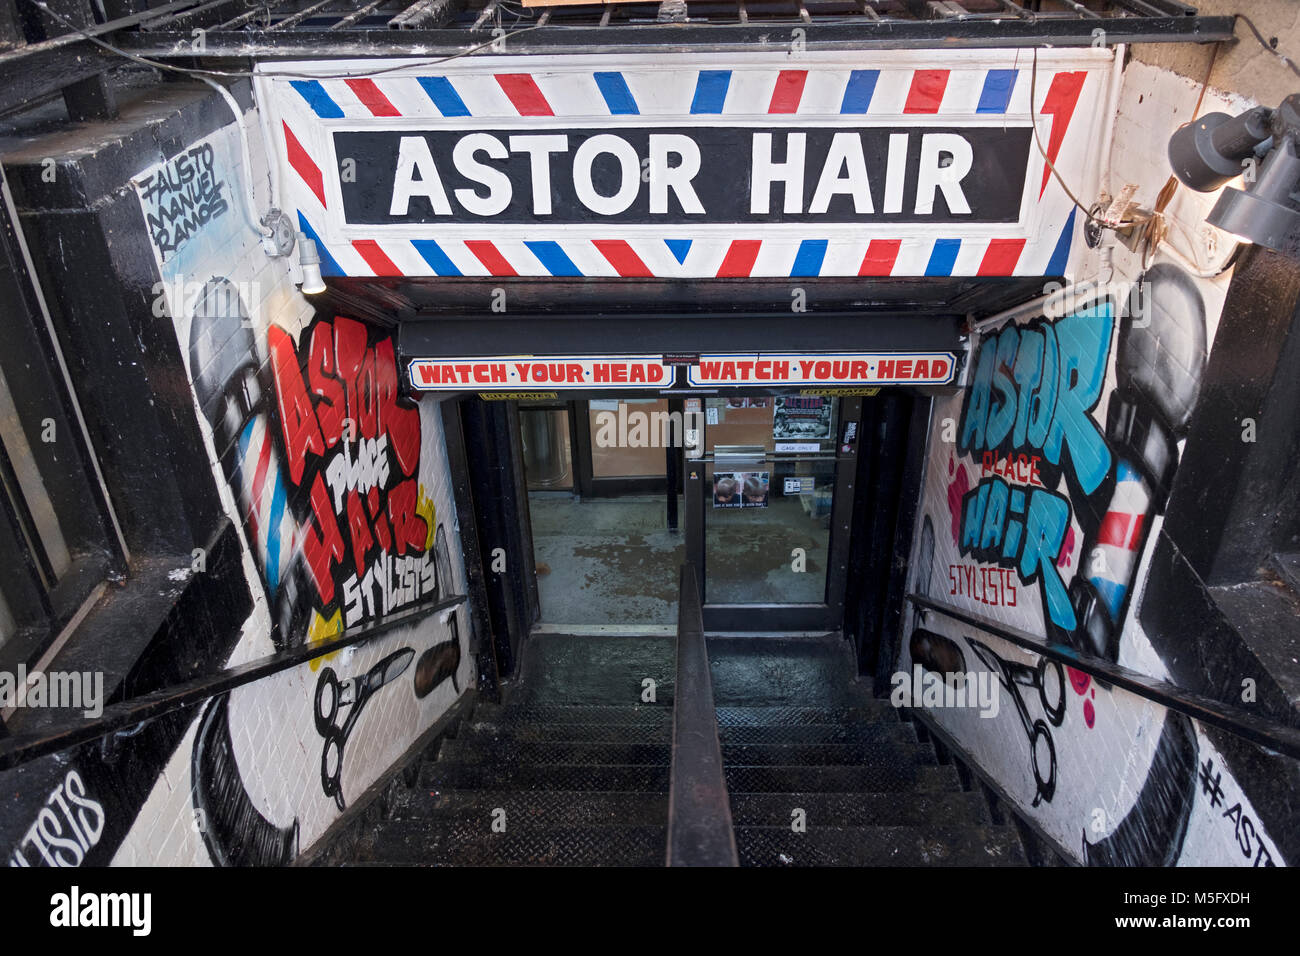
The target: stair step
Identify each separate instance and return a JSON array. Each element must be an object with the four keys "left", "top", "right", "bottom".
[
  {"left": 718, "top": 723, "right": 916, "bottom": 746},
  {"left": 421, "top": 761, "right": 670, "bottom": 792},
  {"left": 735, "top": 826, "right": 1028, "bottom": 866},
  {"left": 515, "top": 633, "right": 675, "bottom": 708},
  {"left": 721, "top": 741, "right": 935, "bottom": 767},
  {"left": 441, "top": 738, "right": 931, "bottom": 767},
  {"left": 727, "top": 791, "right": 990, "bottom": 828},
  {"left": 440, "top": 740, "right": 671, "bottom": 766},
  {"left": 474, "top": 702, "right": 672, "bottom": 726},
  {"left": 463, "top": 721, "right": 671, "bottom": 745},
  {"left": 389, "top": 789, "right": 668, "bottom": 826},
  {"left": 707, "top": 636, "right": 861, "bottom": 709},
  {"left": 359, "top": 822, "right": 665, "bottom": 866},
  {"left": 725, "top": 763, "right": 958, "bottom": 794},
  {"left": 715, "top": 705, "right": 897, "bottom": 727},
  {"left": 459, "top": 720, "right": 907, "bottom": 747}
]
